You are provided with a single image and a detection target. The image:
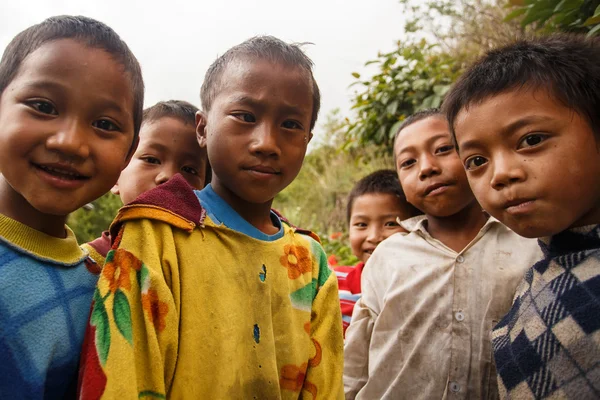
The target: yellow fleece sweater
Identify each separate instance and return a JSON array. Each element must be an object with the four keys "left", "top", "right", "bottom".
[{"left": 78, "top": 182, "right": 344, "bottom": 399}]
